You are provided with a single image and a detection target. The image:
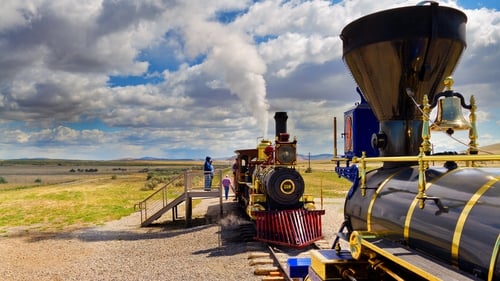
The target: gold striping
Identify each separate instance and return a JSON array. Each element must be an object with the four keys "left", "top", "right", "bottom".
[
  {"left": 367, "top": 170, "right": 401, "bottom": 232},
  {"left": 488, "top": 234, "right": 500, "bottom": 281},
  {"left": 451, "top": 176, "right": 500, "bottom": 267},
  {"left": 404, "top": 185, "right": 428, "bottom": 240},
  {"left": 403, "top": 169, "right": 455, "bottom": 240}
]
